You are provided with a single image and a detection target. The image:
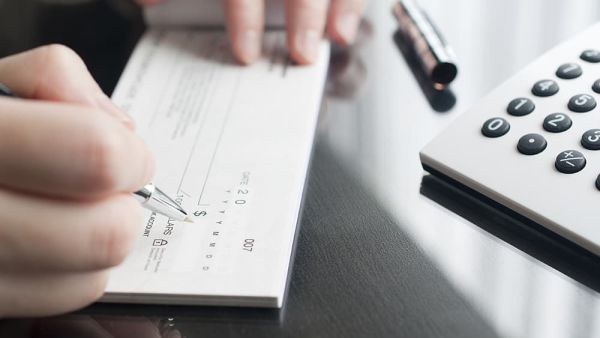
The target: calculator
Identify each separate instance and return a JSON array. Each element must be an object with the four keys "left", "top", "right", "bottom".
[{"left": 420, "top": 22, "right": 600, "bottom": 255}]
